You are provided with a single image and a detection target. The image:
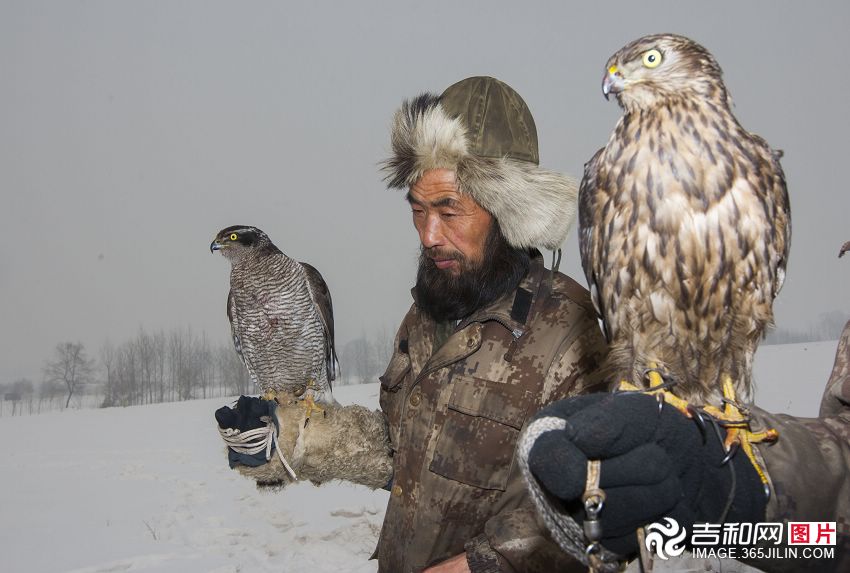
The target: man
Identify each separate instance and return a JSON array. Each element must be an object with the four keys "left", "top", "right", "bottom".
[
  {"left": 374, "top": 77, "right": 609, "bottom": 572},
  {"left": 223, "top": 76, "right": 609, "bottom": 572}
]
